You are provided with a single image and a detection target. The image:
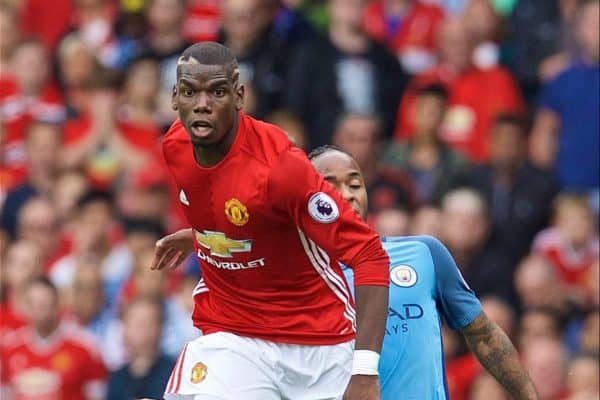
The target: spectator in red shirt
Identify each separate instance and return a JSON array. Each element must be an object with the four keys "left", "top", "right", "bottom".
[
  {"left": 522, "top": 337, "right": 568, "bottom": 400},
  {"left": 395, "top": 17, "right": 524, "bottom": 162},
  {"left": 532, "top": 193, "right": 599, "bottom": 305},
  {"left": 0, "top": 277, "right": 107, "bottom": 400},
  {"left": 362, "top": 0, "right": 445, "bottom": 73},
  {"left": 183, "top": 0, "right": 221, "bottom": 43},
  {"left": 0, "top": 240, "right": 42, "bottom": 337},
  {"left": 19, "top": 0, "right": 72, "bottom": 53},
  {"left": 1, "top": 39, "right": 65, "bottom": 148}
]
